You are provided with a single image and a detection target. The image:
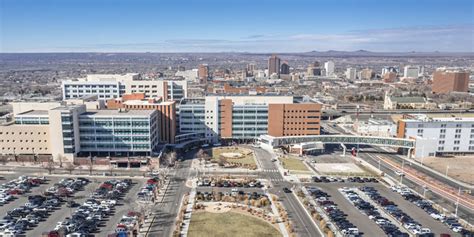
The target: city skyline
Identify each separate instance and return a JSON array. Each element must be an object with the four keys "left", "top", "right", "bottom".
[{"left": 1, "top": 0, "right": 473, "bottom": 53}]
